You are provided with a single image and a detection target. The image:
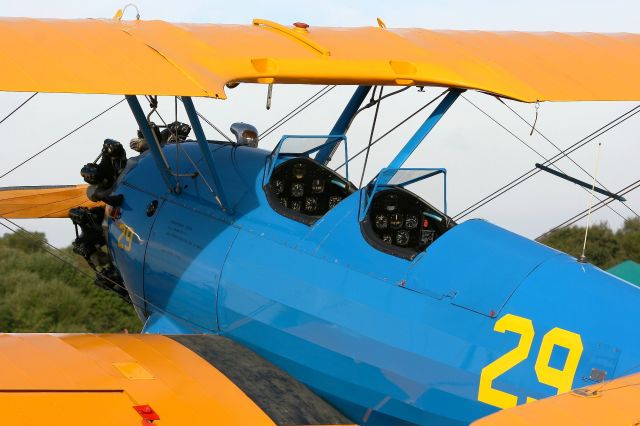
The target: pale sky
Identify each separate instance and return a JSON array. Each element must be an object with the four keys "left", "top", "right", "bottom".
[{"left": 0, "top": 0, "right": 639, "bottom": 247}]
